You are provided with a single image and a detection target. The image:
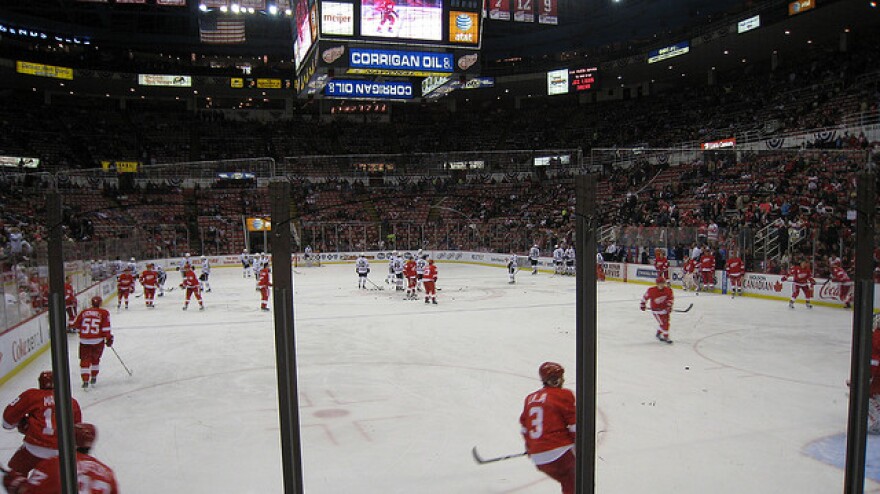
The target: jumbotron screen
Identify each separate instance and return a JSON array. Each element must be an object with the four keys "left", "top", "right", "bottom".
[{"left": 307, "top": 0, "right": 482, "bottom": 61}]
